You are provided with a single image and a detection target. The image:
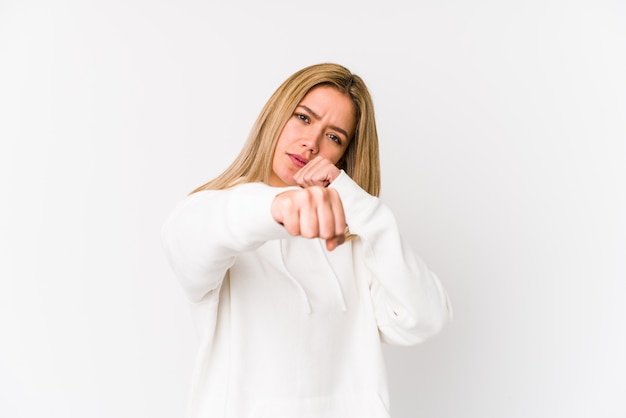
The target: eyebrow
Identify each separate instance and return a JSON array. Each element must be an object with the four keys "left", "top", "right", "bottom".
[{"left": 297, "top": 105, "right": 350, "bottom": 140}]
